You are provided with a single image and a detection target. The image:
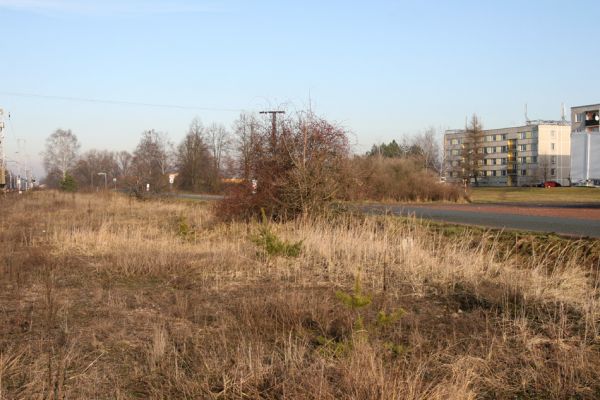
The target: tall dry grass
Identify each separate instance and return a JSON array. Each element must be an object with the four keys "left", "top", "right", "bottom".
[{"left": 0, "top": 191, "right": 599, "bottom": 399}]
